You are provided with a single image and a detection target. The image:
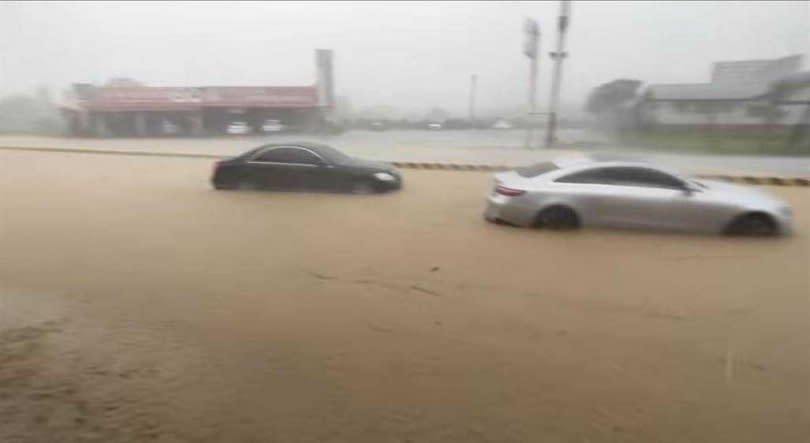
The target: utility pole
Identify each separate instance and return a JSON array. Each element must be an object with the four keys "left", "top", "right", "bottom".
[
  {"left": 468, "top": 74, "right": 477, "bottom": 128},
  {"left": 545, "top": 0, "right": 572, "bottom": 148},
  {"left": 523, "top": 18, "right": 540, "bottom": 149}
]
